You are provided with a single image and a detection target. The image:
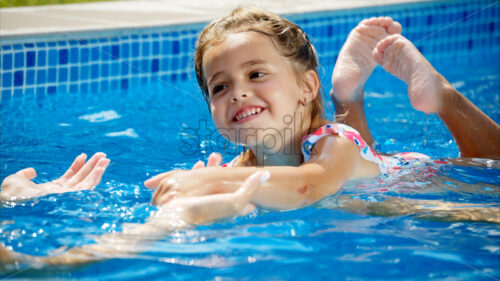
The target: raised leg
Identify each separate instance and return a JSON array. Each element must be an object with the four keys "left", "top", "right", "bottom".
[
  {"left": 331, "top": 17, "right": 402, "bottom": 146},
  {"left": 373, "top": 34, "right": 500, "bottom": 158}
]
